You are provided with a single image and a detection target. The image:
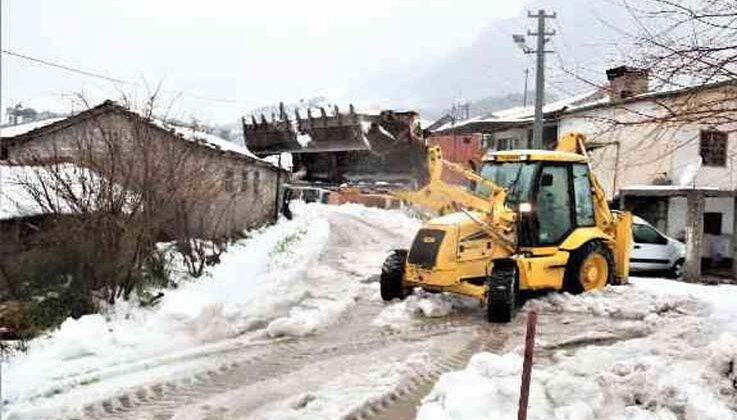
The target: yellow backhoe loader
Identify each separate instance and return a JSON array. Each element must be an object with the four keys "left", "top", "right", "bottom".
[{"left": 380, "top": 132, "right": 633, "bottom": 322}]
